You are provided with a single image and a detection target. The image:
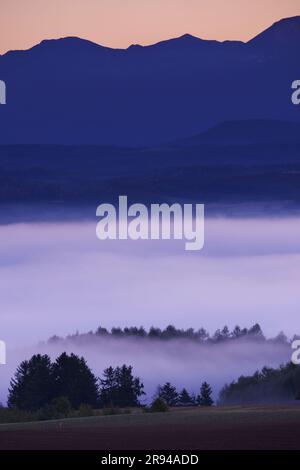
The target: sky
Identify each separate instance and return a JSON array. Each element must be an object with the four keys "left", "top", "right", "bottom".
[{"left": 0, "top": 0, "right": 300, "bottom": 54}]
